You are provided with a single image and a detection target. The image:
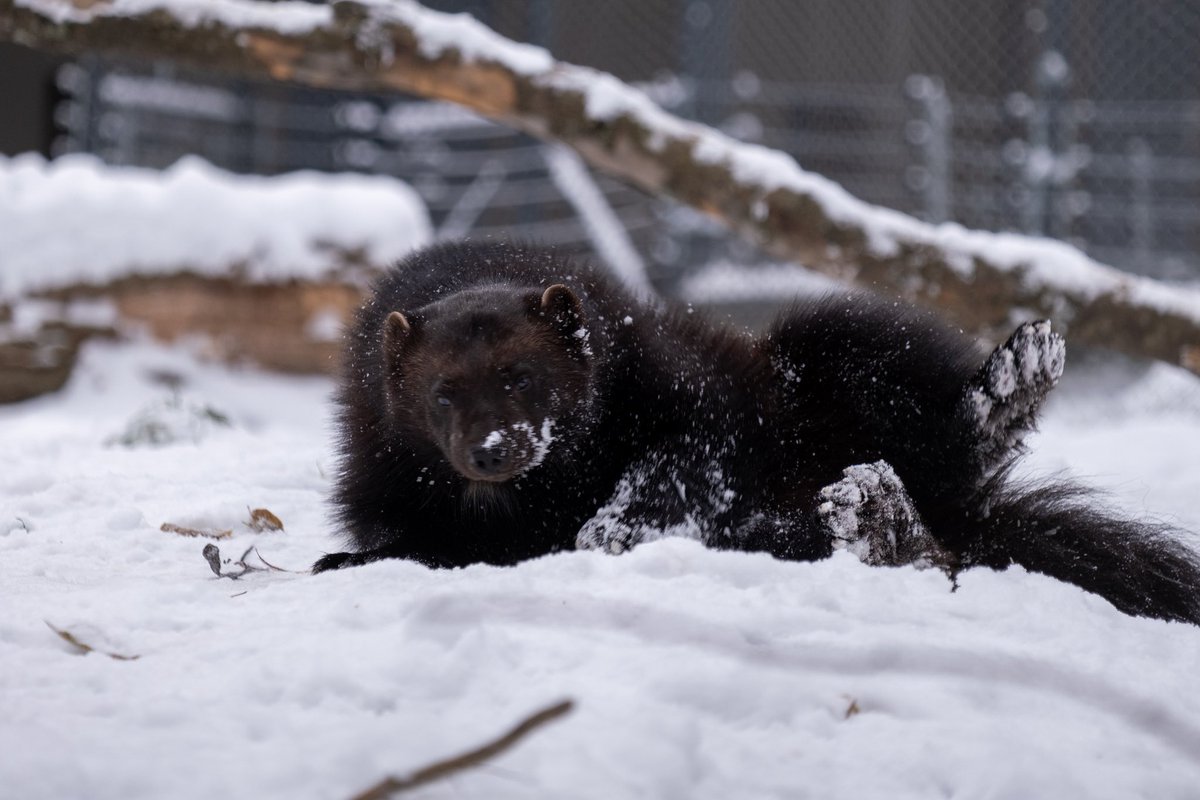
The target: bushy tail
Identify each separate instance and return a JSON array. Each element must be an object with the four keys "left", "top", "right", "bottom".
[{"left": 960, "top": 473, "right": 1200, "bottom": 625}]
